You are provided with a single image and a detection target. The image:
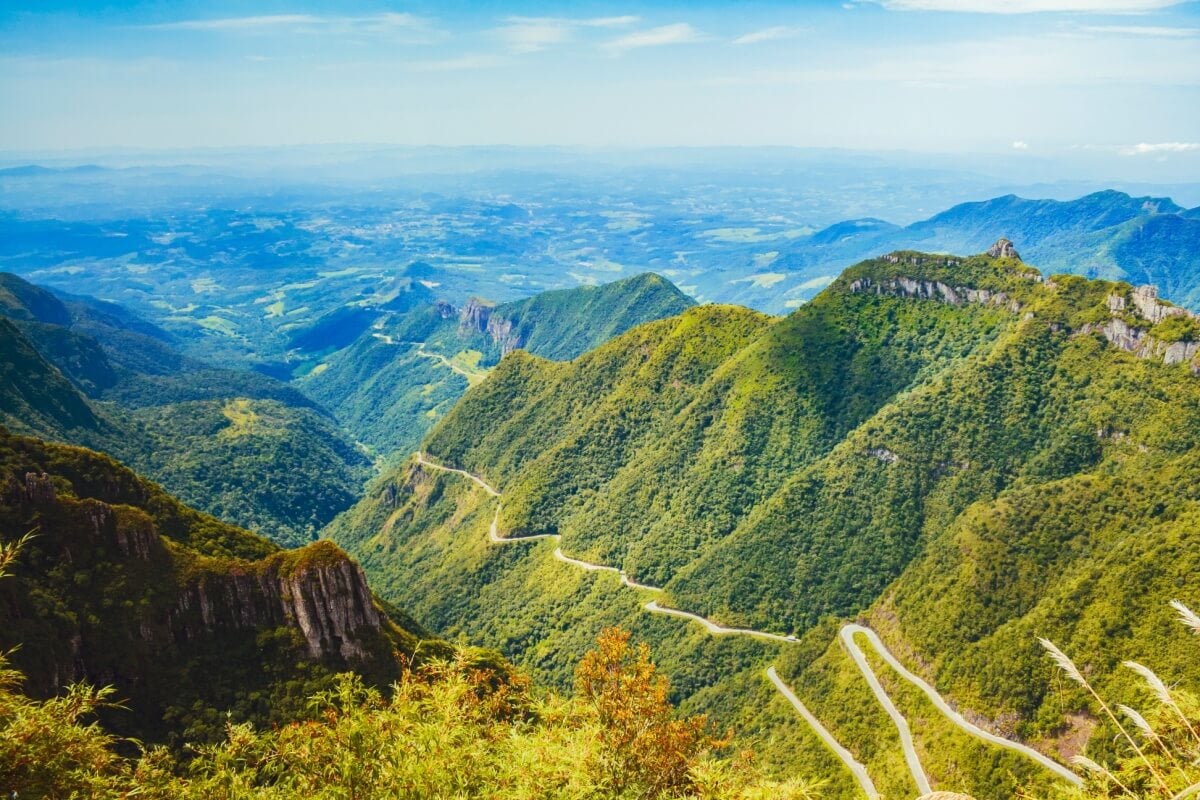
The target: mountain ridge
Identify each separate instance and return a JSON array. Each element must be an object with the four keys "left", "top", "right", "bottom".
[{"left": 330, "top": 245, "right": 1200, "bottom": 794}]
